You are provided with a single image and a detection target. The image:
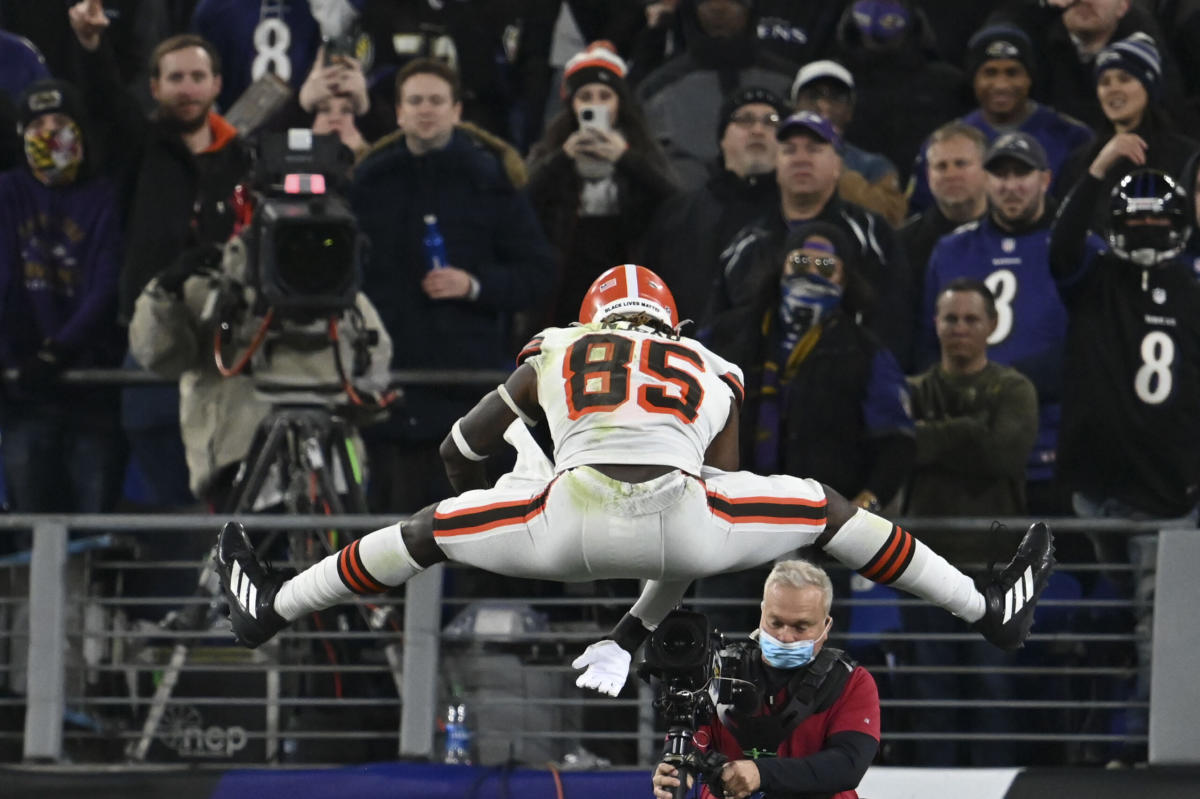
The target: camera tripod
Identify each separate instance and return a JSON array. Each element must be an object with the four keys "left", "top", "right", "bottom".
[{"left": 128, "top": 406, "right": 403, "bottom": 761}]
